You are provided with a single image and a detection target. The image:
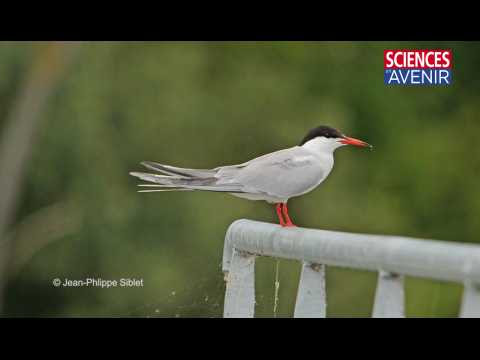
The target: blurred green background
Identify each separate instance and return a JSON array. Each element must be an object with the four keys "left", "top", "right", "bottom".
[{"left": 0, "top": 42, "right": 478, "bottom": 317}]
